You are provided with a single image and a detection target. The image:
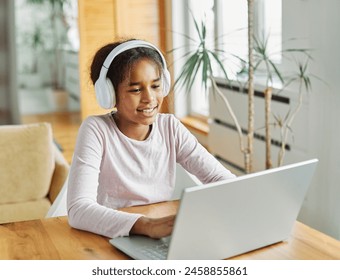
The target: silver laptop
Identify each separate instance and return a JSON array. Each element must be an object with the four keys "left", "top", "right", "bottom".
[{"left": 109, "top": 159, "right": 318, "bottom": 260}]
